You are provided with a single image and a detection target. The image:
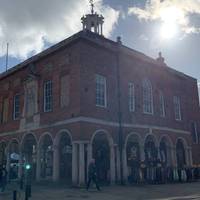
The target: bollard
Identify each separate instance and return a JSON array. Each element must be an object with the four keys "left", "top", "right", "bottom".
[{"left": 13, "top": 190, "right": 17, "bottom": 200}]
